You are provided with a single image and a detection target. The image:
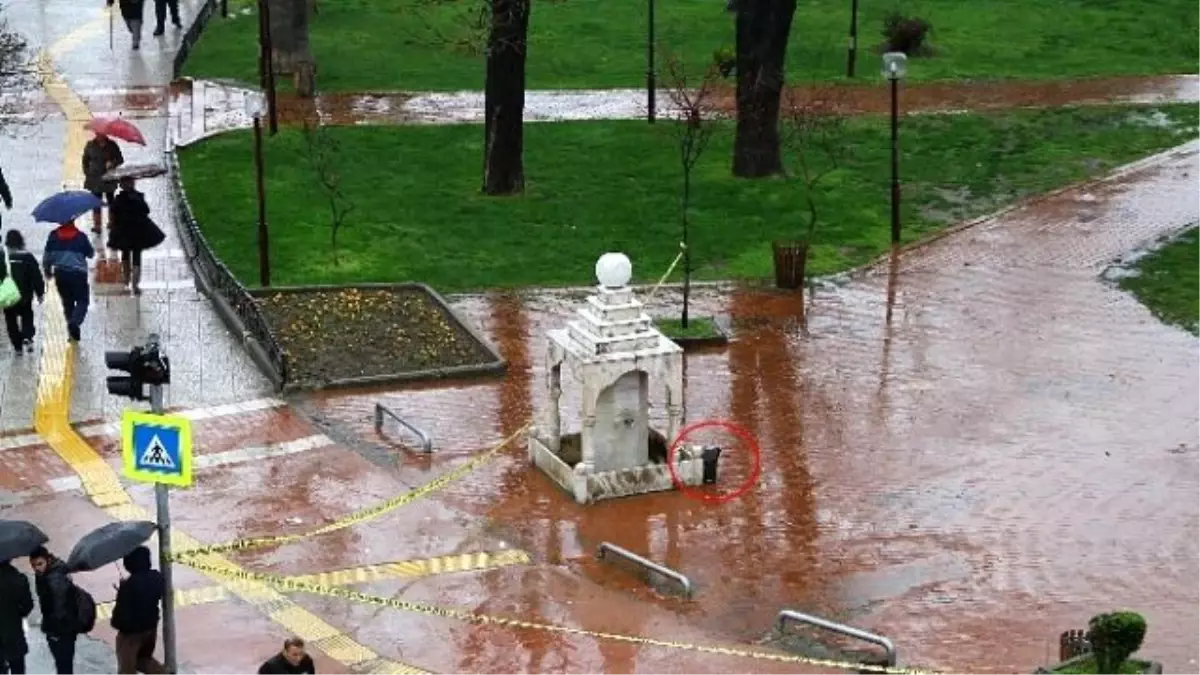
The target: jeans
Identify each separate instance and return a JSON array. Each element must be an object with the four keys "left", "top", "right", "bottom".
[
  {"left": 0, "top": 655, "right": 27, "bottom": 674},
  {"left": 154, "top": 0, "right": 180, "bottom": 31},
  {"left": 46, "top": 634, "right": 75, "bottom": 675},
  {"left": 3, "top": 301, "right": 34, "bottom": 350},
  {"left": 116, "top": 629, "right": 164, "bottom": 674},
  {"left": 54, "top": 272, "right": 89, "bottom": 341}
]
